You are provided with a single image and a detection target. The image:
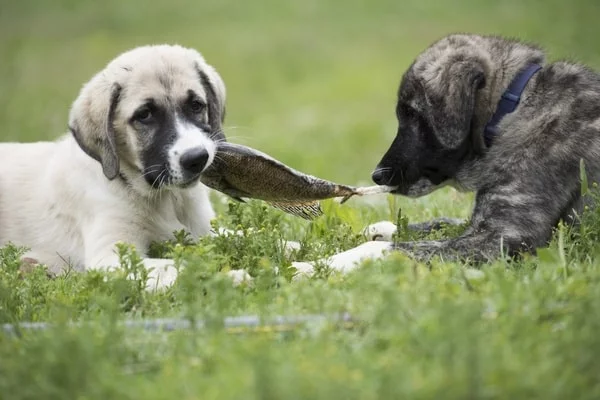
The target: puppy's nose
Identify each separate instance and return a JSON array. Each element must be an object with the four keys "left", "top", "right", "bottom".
[
  {"left": 371, "top": 168, "right": 390, "bottom": 185},
  {"left": 180, "top": 148, "right": 209, "bottom": 174}
]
